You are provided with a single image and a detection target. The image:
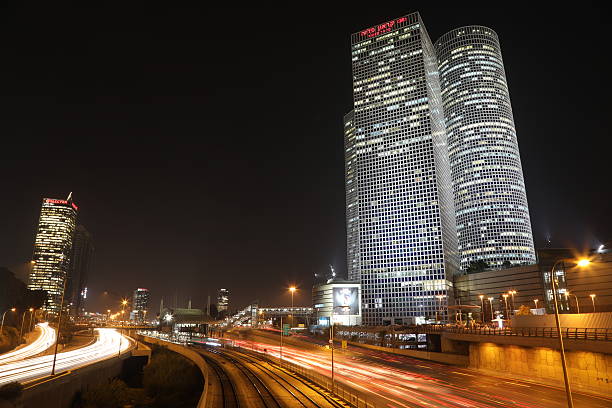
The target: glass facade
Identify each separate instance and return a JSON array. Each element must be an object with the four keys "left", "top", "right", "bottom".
[
  {"left": 218, "top": 288, "right": 230, "bottom": 312},
  {"left": 68, "top": 224, "right": 94, "bottom": 317},
  {"left": 28, "top": 197, "right": 78, "bottom": 315},
  {"left": 347, "top": 12, "right": 459, "bottom": 326},
  {"left": 435, "top": 26, "right": 536, "bottom": 270},
  {"left": 131, "top": 288, "right": 150, "bottom": 322}
]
